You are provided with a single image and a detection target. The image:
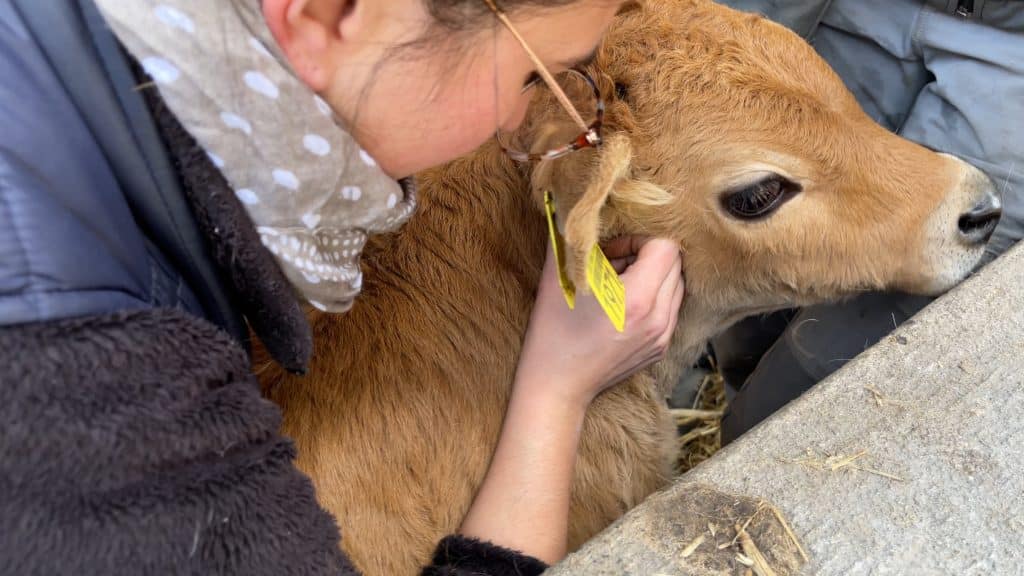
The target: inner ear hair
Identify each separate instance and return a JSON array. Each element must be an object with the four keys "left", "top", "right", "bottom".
[{"left": 610, "top": 178, "right": 673, "bottom": 208}]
